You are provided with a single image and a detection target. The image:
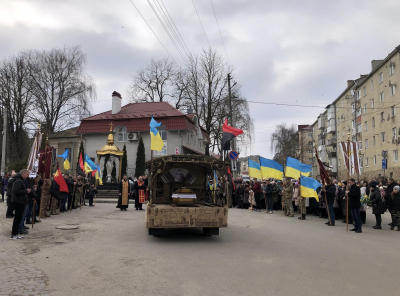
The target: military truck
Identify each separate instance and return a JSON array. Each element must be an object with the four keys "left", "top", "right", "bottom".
[{"left": 145, "top": 155, "right": 228, "bottom": 236}]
